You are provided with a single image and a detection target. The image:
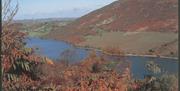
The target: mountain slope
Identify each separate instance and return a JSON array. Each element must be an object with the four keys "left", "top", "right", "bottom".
[
  {"left": 65, "top": 0, "right": 178, "bottom": 32},
  {"left": 47, "top": 0, "right": 178, "bottom": 44}
]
